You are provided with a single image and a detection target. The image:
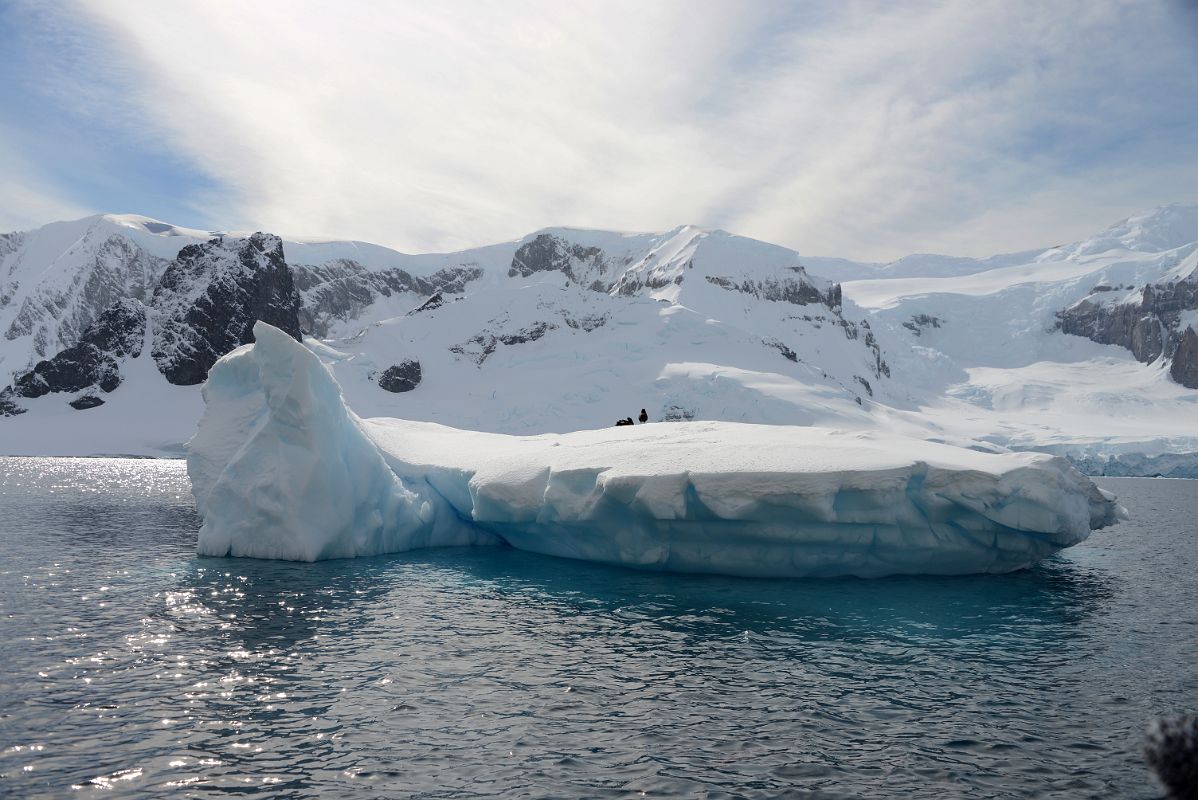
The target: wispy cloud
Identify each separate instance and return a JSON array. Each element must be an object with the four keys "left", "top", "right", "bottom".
[
  {"left": 4, "top": 0, "right": 1197, "bottom": 260},
  {"left": 0, "top": 2, "right": 229, "bottom": 230}
]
